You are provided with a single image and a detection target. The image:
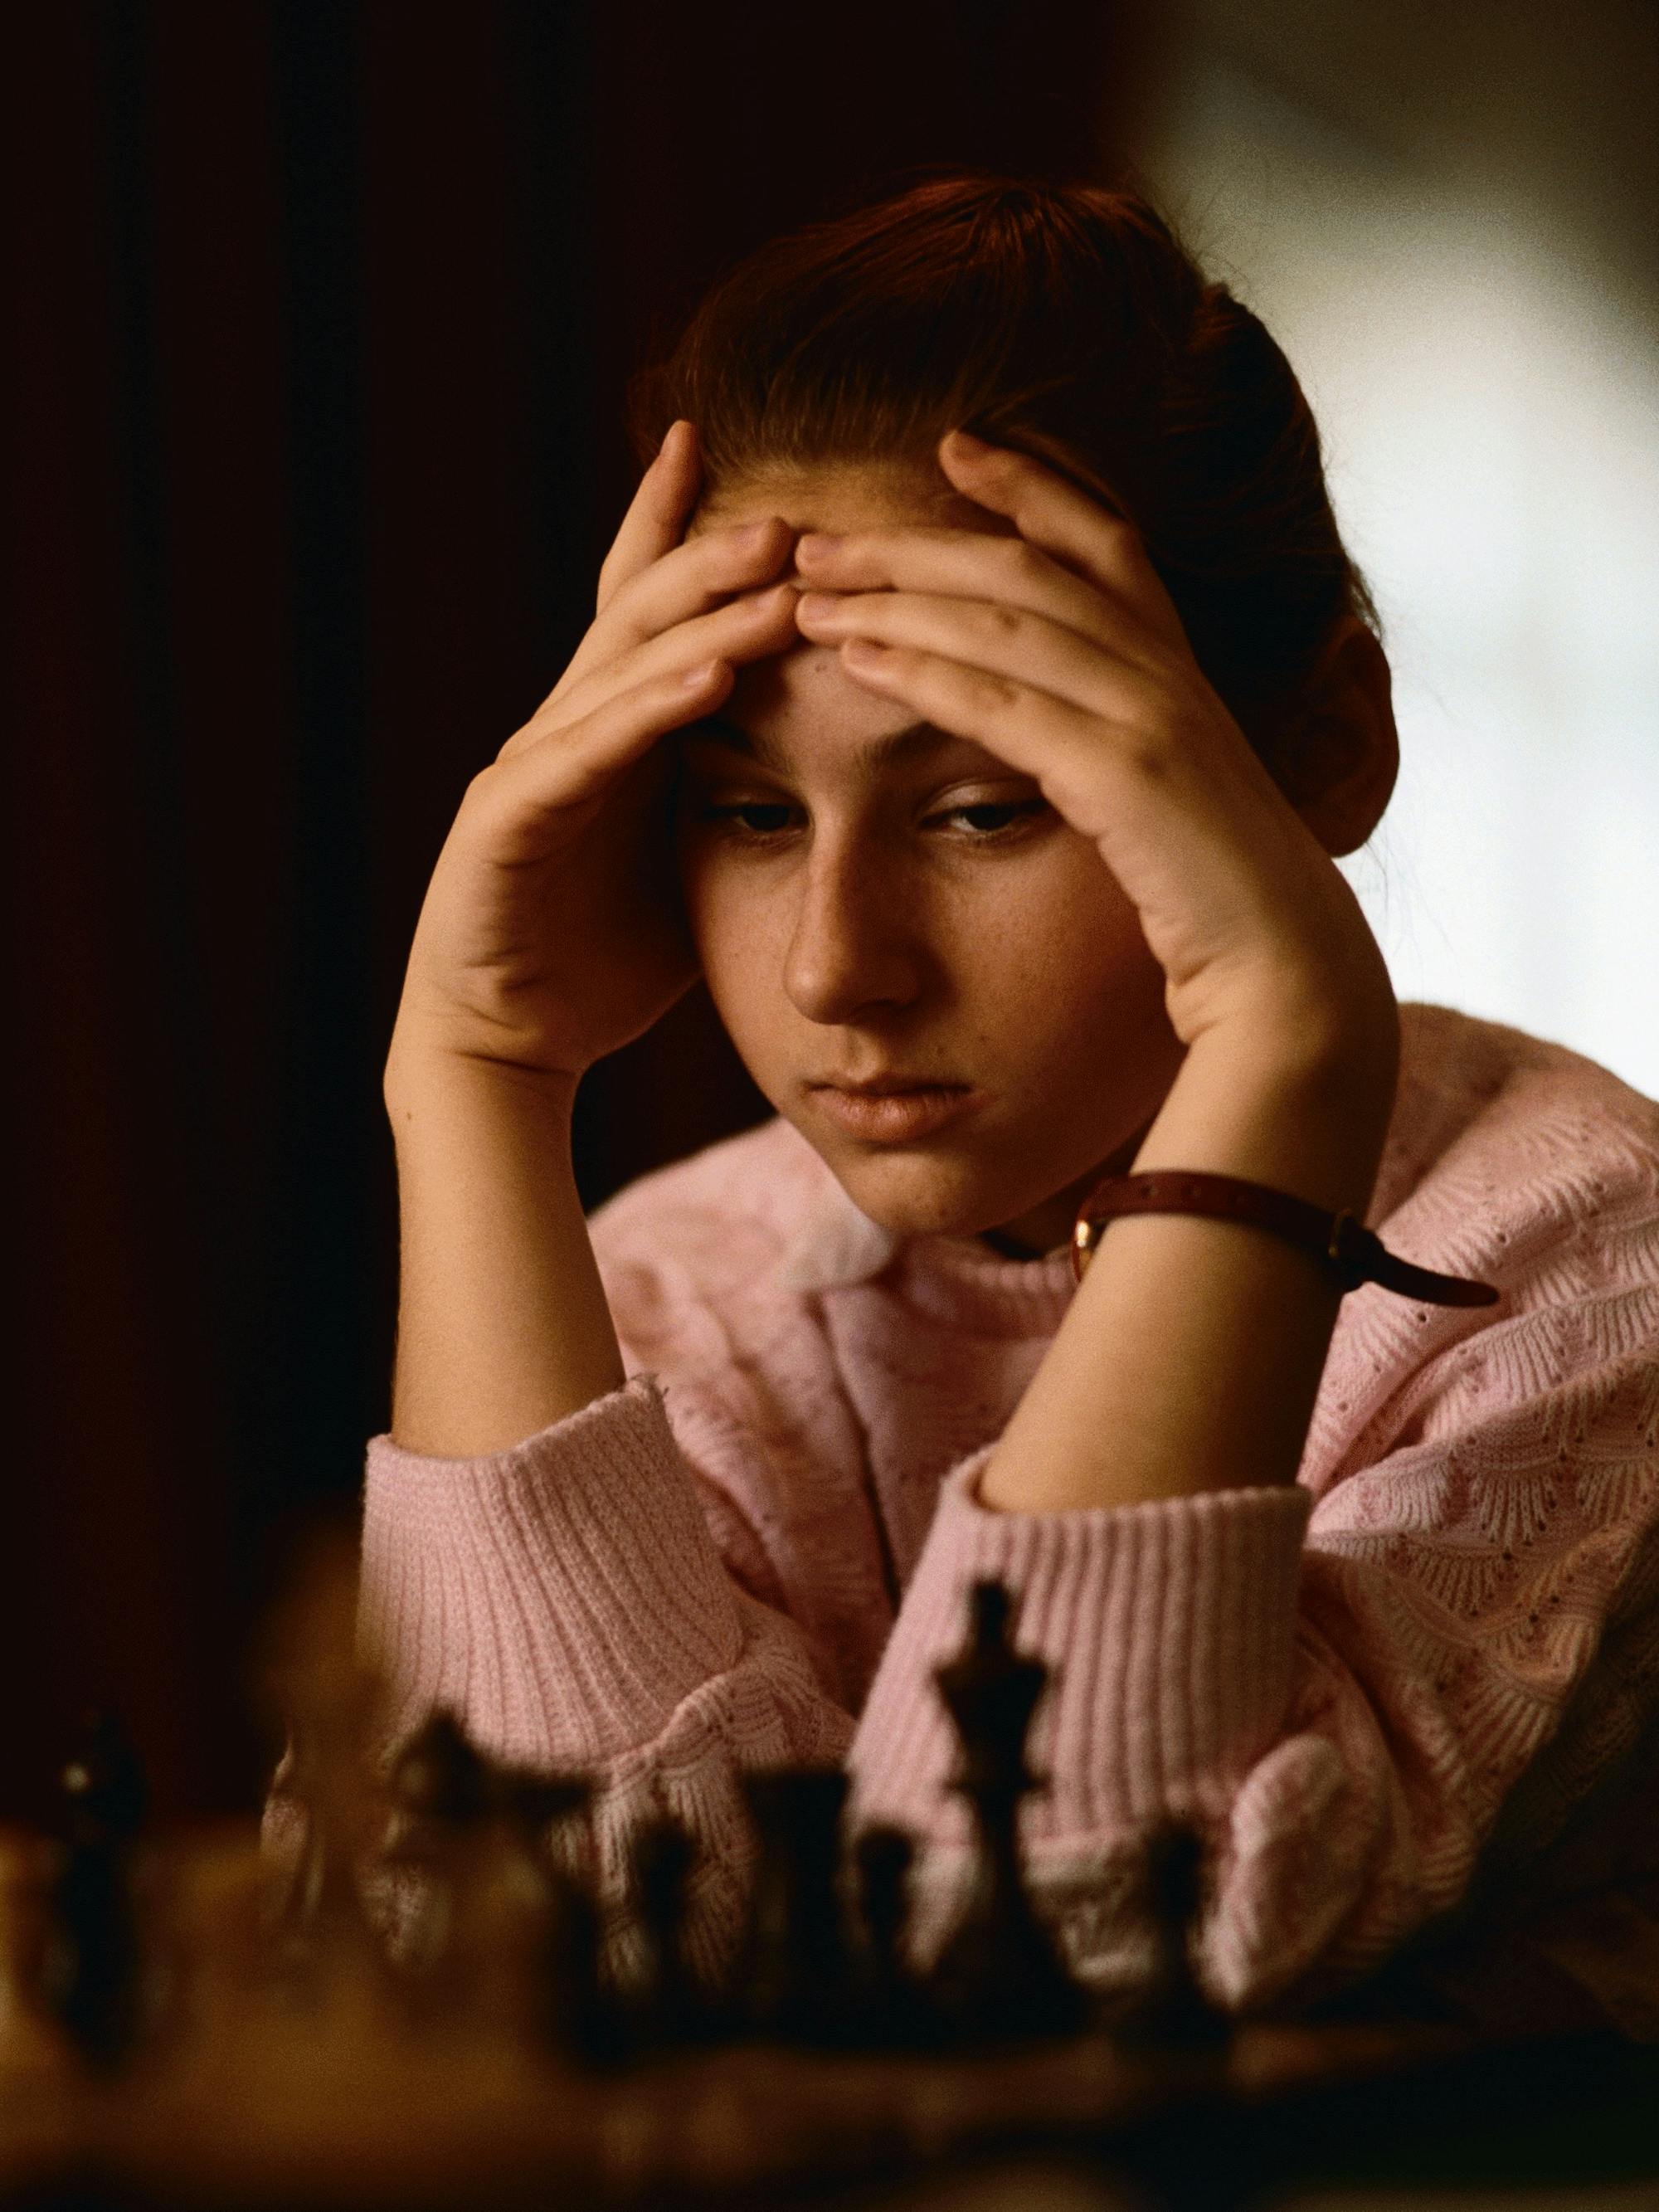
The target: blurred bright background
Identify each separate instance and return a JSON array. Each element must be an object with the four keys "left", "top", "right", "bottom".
[{"left": 1132, "top": 0, "right": 1659, "bottom": 1095}]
